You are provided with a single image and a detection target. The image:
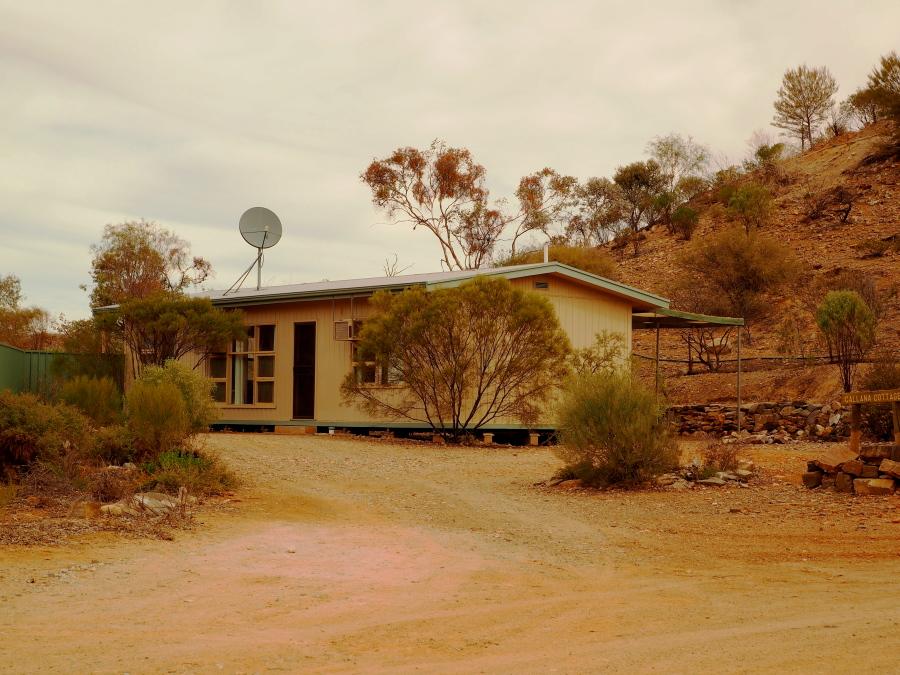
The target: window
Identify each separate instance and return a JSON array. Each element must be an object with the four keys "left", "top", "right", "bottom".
[
  {"left": 348, "top": 325, "right": 401, "bottom": 386},
  {"left": 208, "top": 324, "right": 276, "bottom": 405}
]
